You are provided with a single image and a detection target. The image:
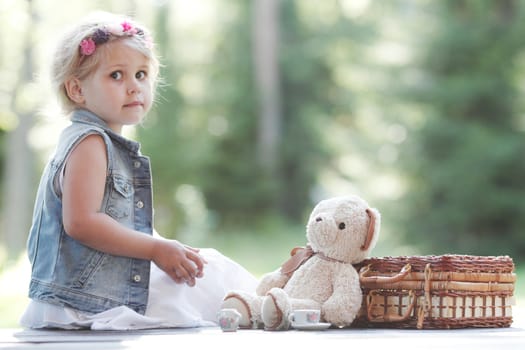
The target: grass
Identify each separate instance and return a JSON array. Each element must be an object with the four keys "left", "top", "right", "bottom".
[{"left": 1, "top": 223, "right": 523, "bottom": 328}]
